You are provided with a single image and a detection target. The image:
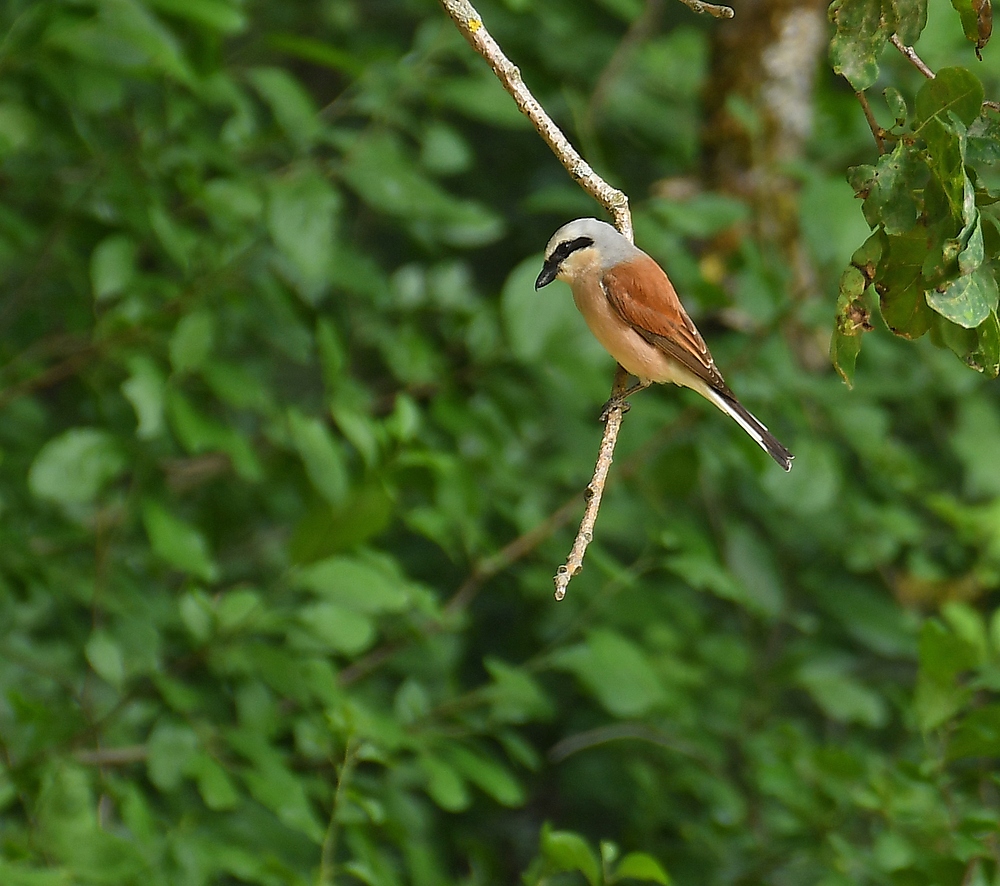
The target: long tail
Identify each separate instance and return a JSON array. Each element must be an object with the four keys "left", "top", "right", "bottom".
[{"left": 705, "top": 389, "right": 793, "bottom": 471}]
